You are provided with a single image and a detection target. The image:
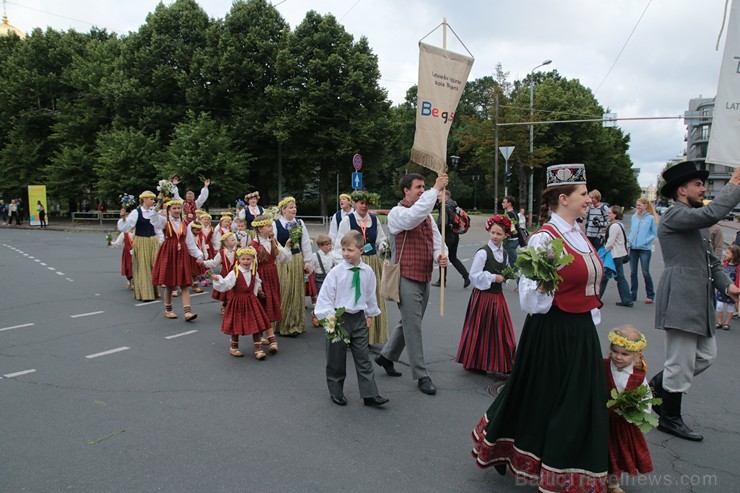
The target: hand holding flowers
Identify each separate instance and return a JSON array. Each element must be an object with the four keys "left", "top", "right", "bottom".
[{"left": 319, "top": 307, "right": 350, "bottom": 345}]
